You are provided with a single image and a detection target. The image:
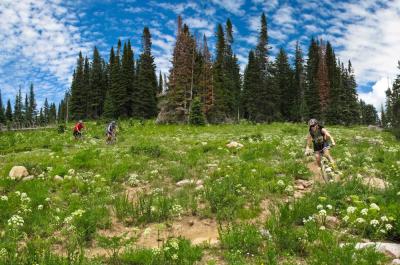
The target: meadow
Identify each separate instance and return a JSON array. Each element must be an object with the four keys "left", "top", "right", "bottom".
[{"left": 0, "top": 121, "right": 399, "bottom": 264}]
